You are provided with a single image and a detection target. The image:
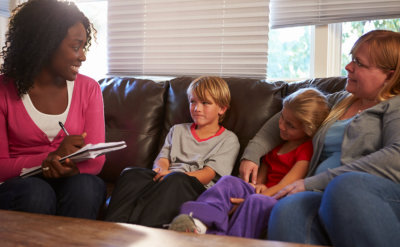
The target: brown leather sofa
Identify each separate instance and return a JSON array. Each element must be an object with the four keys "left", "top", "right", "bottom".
[{"left": 97, "top": 76, "right": 347, "bottom": 191}]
